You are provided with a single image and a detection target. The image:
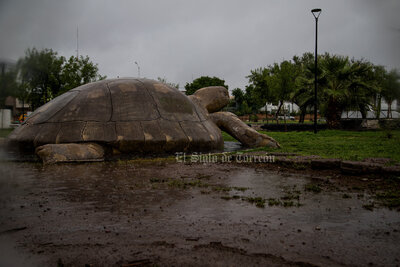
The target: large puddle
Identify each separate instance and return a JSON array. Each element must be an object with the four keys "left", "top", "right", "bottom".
[{"left": 0, "top": 161, "right": 399, "bottom": 266}]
